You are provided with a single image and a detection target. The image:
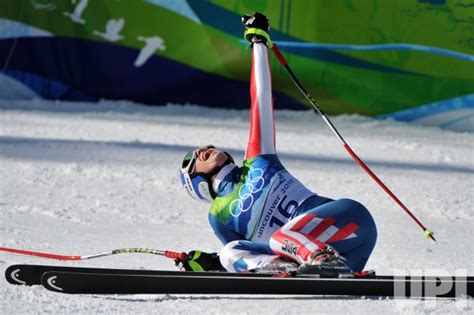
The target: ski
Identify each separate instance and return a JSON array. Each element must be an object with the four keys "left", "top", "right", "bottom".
[
  {"left": 5, "top": 264, "right": 271, "bottom": 286},
  {"left": 7, "top": 264, "right": 474, "bottom": 298},
  {"left": 41, "top": 270, "right": 473, "bottom": 297}
]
